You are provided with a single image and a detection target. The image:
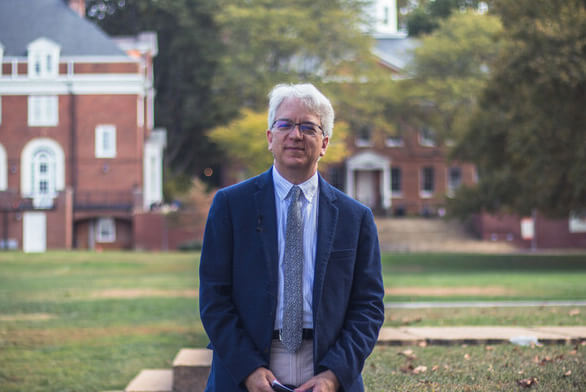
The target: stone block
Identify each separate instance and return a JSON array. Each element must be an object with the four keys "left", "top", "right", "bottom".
[
  {"left": 125, "top": 369, "right": 172, "bottom": 392},
  {"left": 172, "top": 348, "right": 212, "bottom": 392}
]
